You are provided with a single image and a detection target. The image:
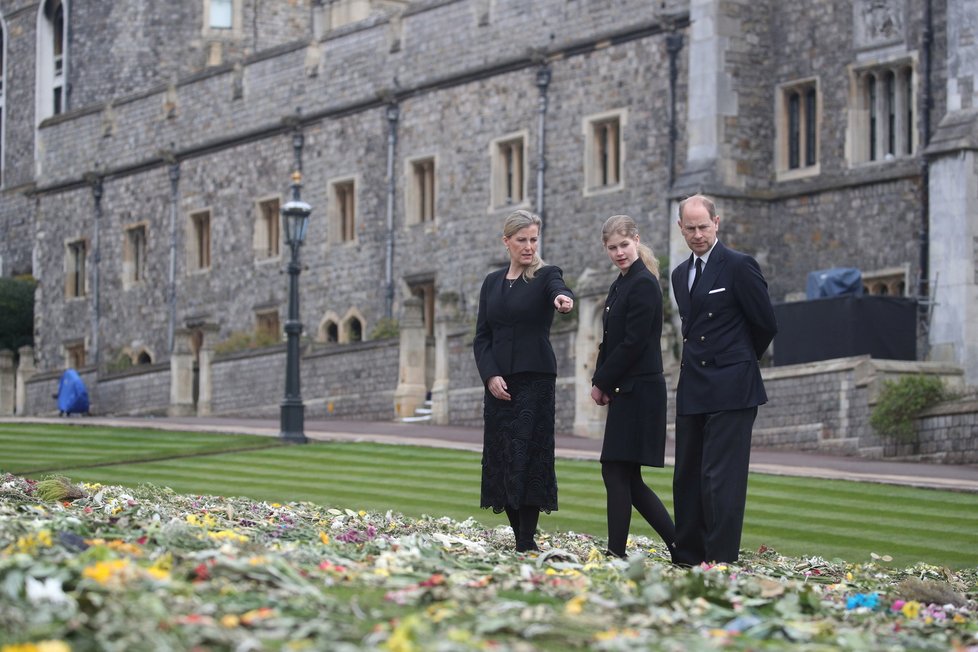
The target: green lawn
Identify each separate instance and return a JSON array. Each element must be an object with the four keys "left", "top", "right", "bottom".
[{"left": 2, "top": 423, "right": 976, "bottom": 568}]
